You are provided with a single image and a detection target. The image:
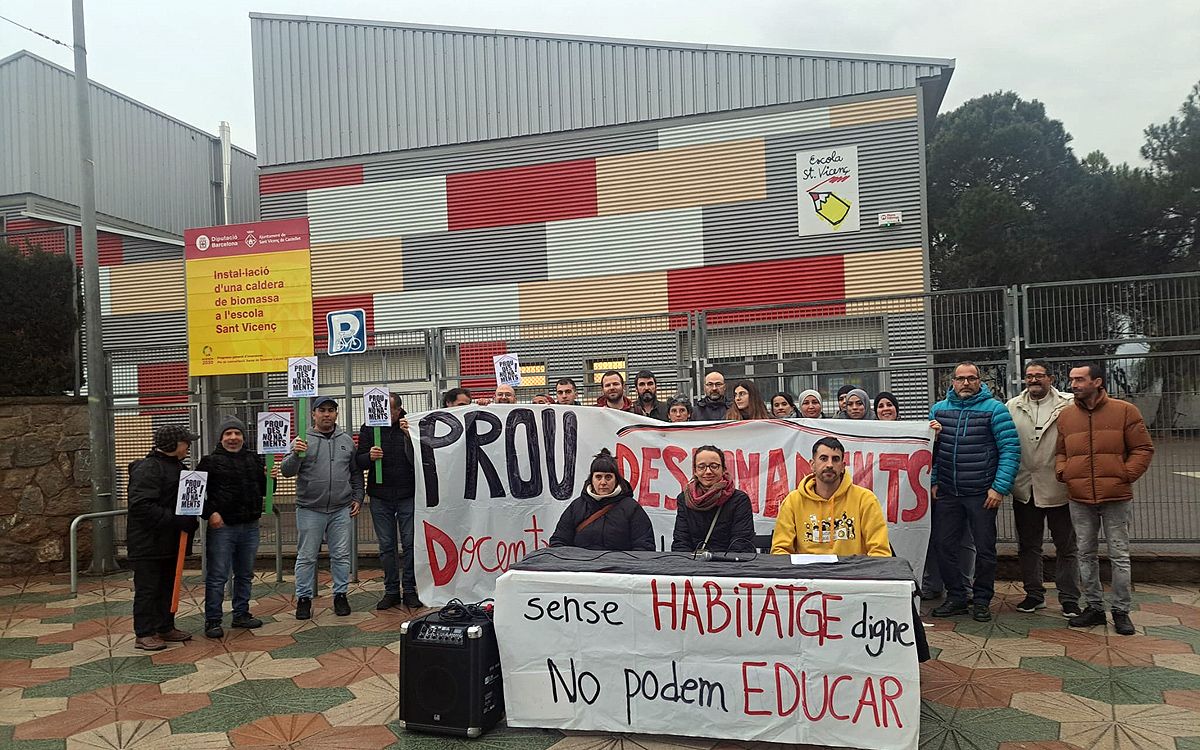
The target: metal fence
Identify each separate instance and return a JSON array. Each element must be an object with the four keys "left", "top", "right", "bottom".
[{"left": 102, "top": 272, "right": 1200, "bottom": 546}]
